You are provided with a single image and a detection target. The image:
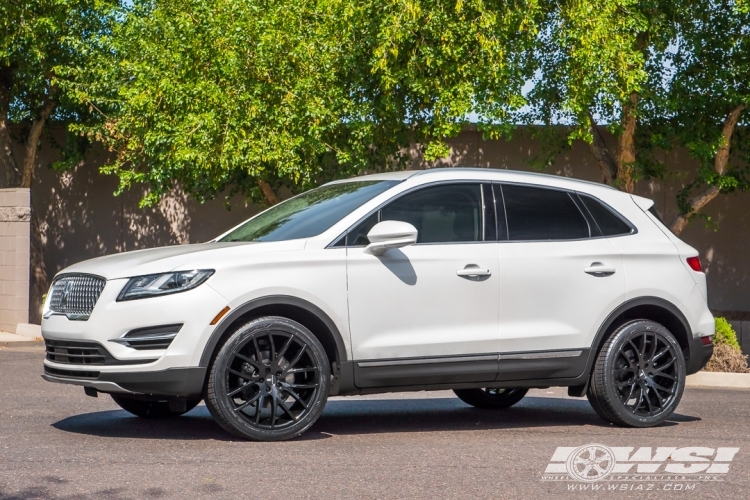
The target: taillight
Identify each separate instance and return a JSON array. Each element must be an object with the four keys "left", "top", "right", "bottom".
[
  {"left": 686, "top": 256, "right": 703, "bottom": 272},
  {"left": 700, "top": 335, "right": 713, "bottom": 346}
]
